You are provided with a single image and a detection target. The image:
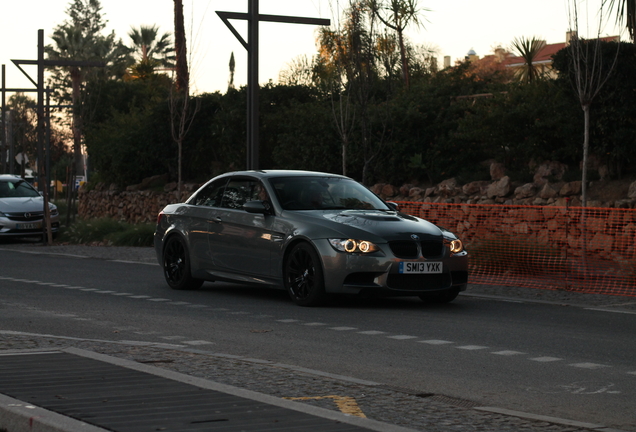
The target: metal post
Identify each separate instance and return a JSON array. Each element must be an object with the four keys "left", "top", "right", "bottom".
[
  {"left": 1, "top": 64, "right": 5, "bottom": 174},
  {"left": 247, "top": 0, "right": 259, "bottom": 170},
  {"left": 217, "top": 4, "right": 329, "bottom": 172},
  {"left": 46, "top": 88, "right": 51, "bottom": 193},
  {"left": 7, "top": 110, "right": 13, "bottom": 175}
]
